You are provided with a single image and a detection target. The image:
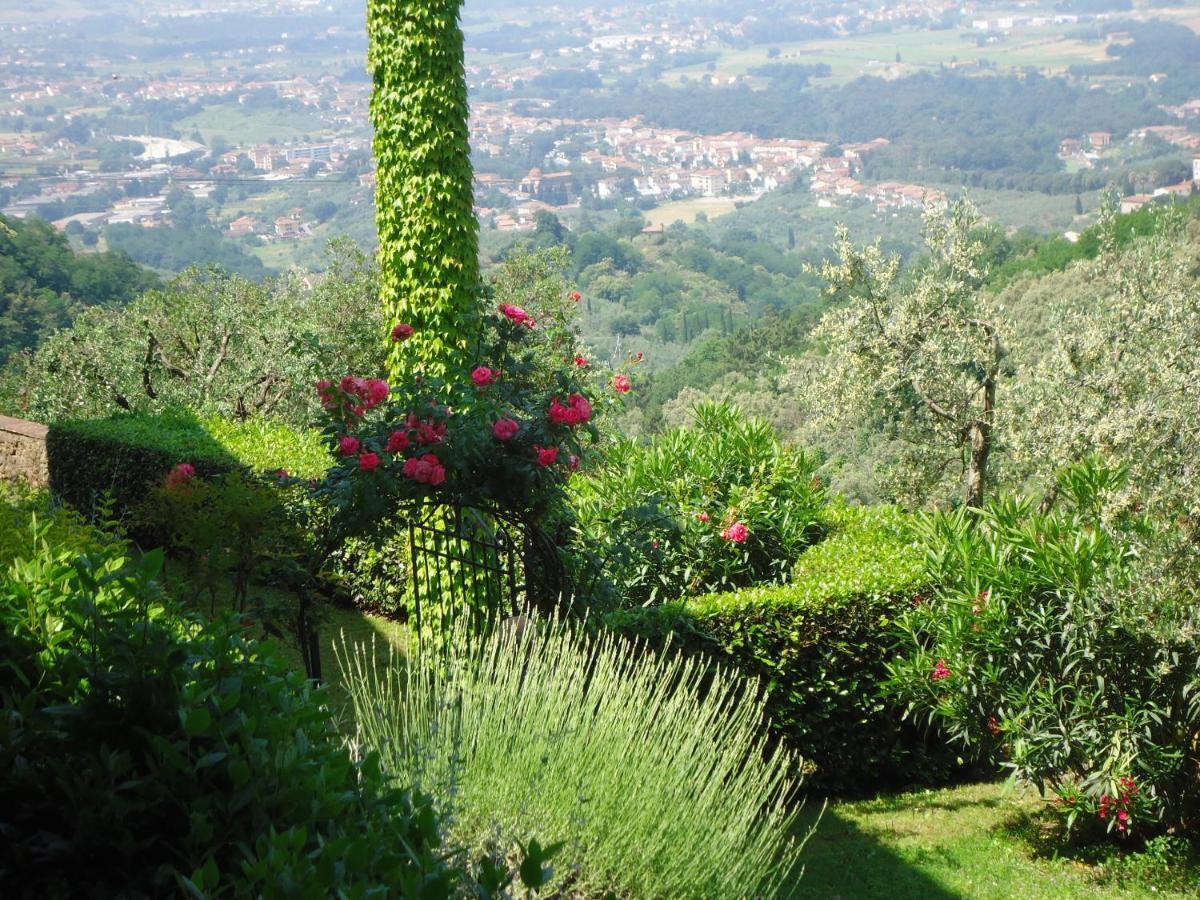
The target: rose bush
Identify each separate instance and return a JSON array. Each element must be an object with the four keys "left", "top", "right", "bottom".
[{"left": 312, "top": 252, "right": 632, "bottom": 617}]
